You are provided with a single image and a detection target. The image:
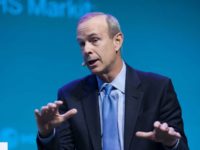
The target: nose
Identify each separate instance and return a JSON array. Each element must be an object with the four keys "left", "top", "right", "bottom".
[{"left": 82, "top": 41, "right": 93, "bottom": 55}]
